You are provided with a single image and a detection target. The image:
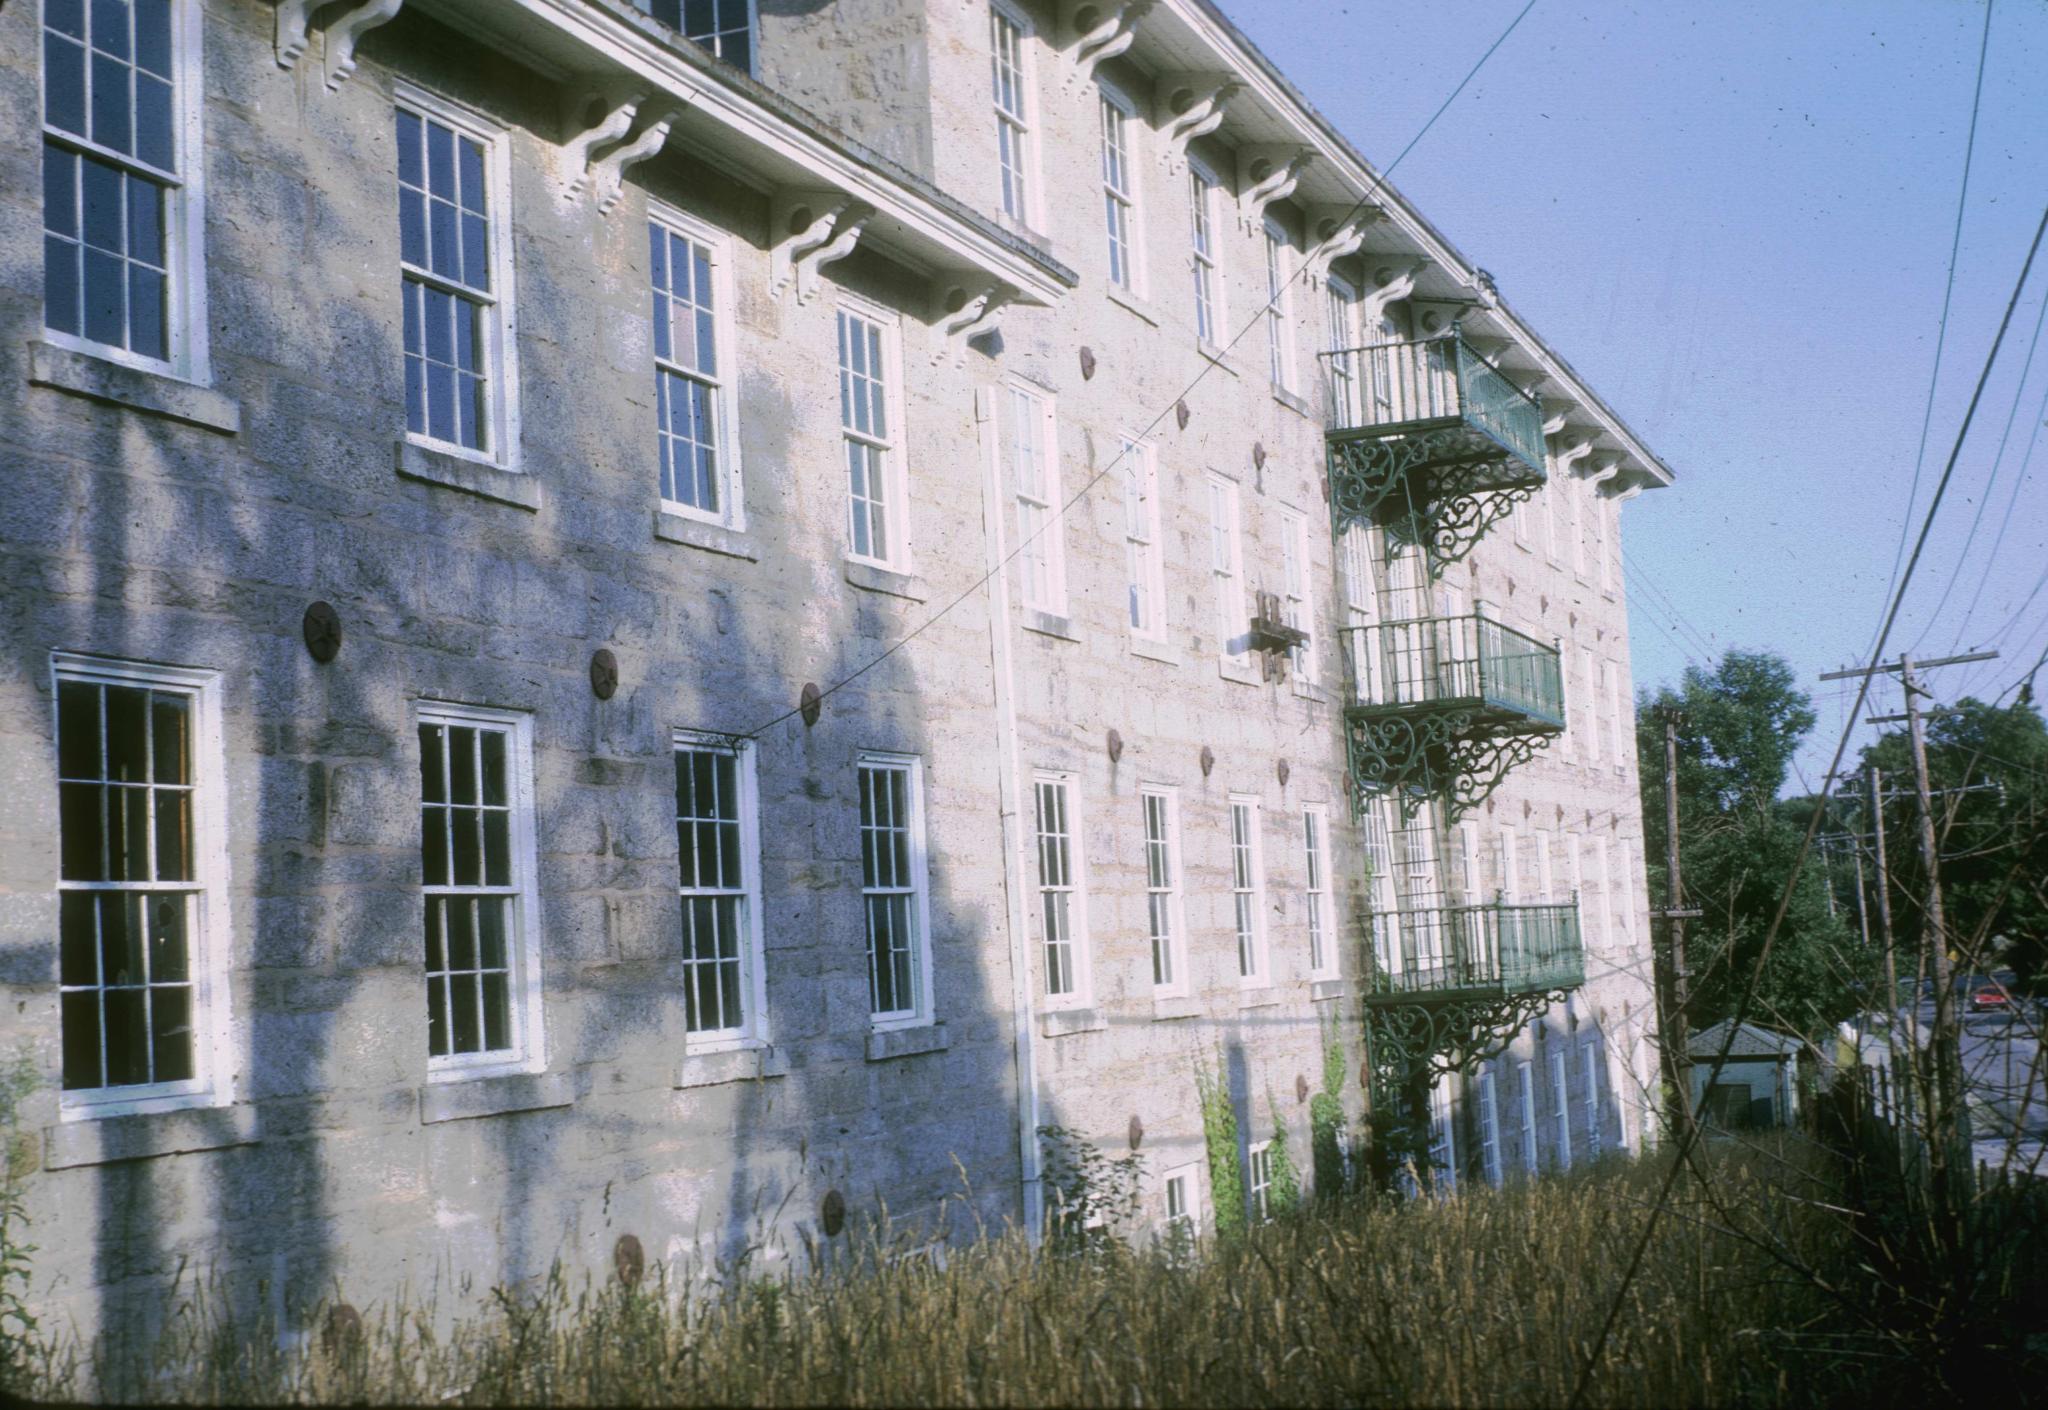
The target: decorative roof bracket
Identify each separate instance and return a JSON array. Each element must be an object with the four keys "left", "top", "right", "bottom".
[
  {"left": 275, "top": 0, "right": 405, "bottom": 88},
  {"left": 1307, "top": 204, "right": 1381, "bottom": 282},
  {"left": 562, "top": 93, "right": 643, "bottom": 199},
  {"left": 1238, "top": 145, "right": 1313, "bottom": 223},
  {"left": 932, "top": 277, "right": 1014, "bottom": 361},
  {"left": 1360, "top": 259, "right": 1424, "bottom": 327},
  {"left": 1552, "top": 436, "right": 1596, "bottom": 478},
  {"left": 770, "top": 191, "right": 872, "bottom": 304},
  {"left": 1065, "top": 1, "right": 1156, "bottom": 85},
  {"left": 1155, "top": 74, "right": 1240, "bottom": 158}
]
